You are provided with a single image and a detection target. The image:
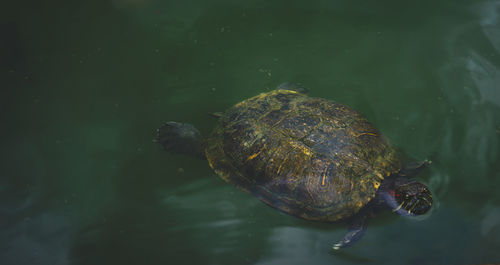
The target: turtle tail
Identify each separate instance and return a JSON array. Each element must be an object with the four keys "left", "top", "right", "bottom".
[{"left": 156, "top": 121, "right": 205, "bottom": 159}]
